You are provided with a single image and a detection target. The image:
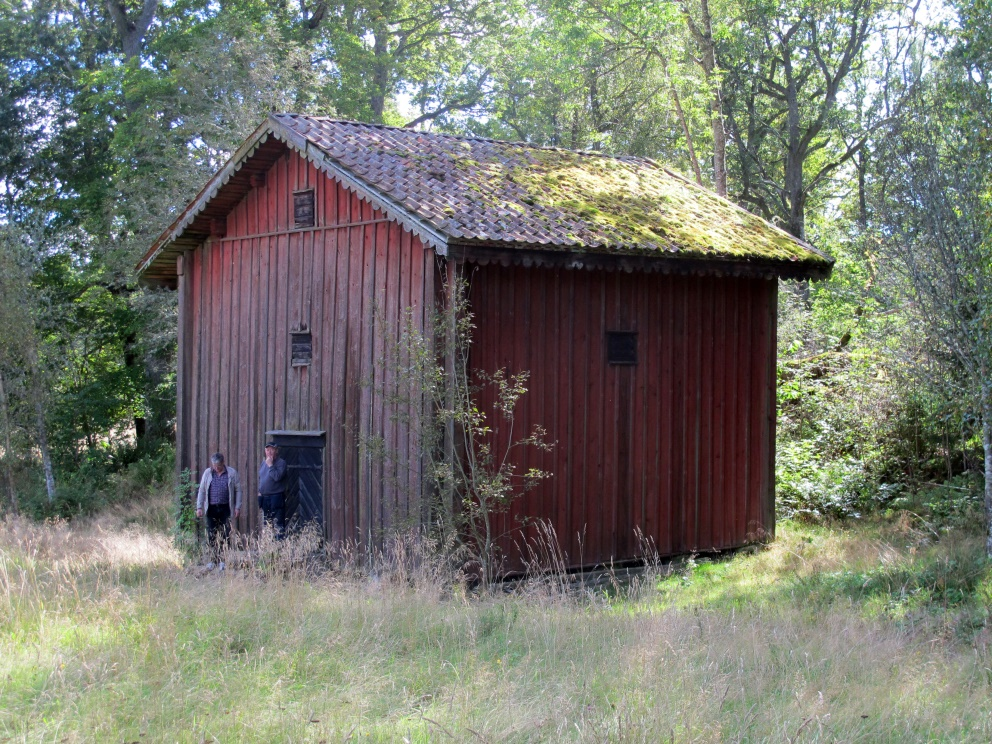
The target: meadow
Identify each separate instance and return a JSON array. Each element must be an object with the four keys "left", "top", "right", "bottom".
[{"left": 2, "top": 497, "right": 992, "bottom": 743}]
